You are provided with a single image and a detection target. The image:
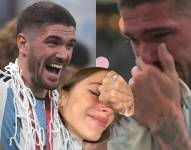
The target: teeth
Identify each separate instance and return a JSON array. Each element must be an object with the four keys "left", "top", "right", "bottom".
[{"left": 50, "top": 64, "right": 62, "bottom": 69}]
